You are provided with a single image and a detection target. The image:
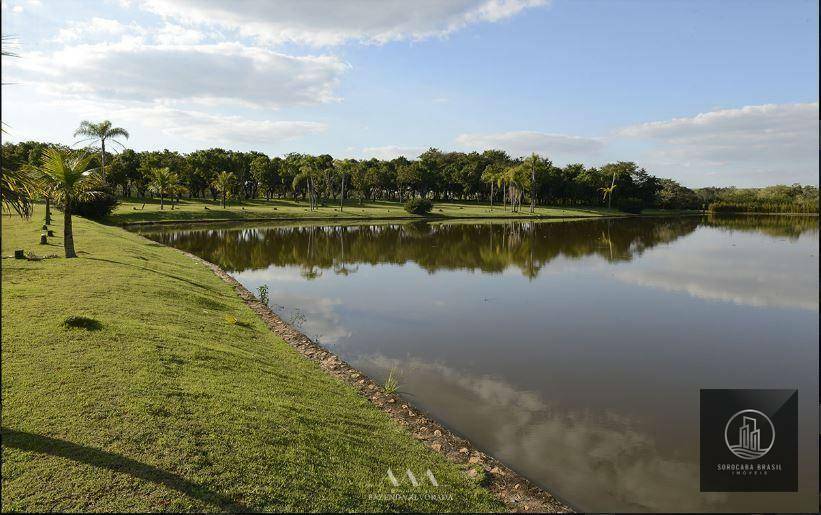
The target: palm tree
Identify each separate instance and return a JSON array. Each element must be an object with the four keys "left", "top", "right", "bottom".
[
  {"left": 148, "top": 167, "right": 178, "bottom": 210},
  {"left": 29, "top": 148, "right": 99, "bottom": 258},
  {"left": 481, "top": 166, "right": 499, "bottom": 210},
  {"left": 599, "top": 171, "right": 617, "bottom": 209},
  {"left": 297, "top": 157, "right": 319, "bottom": 210},
  {"left": 73, "top": 120, "right": 129, "bottom": 182},
  {"left": 526, "top": 153, "right": 538, "bottom": 213},
  {"left": 212, "top": 171, "right": 235, "bottom": 208}
]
